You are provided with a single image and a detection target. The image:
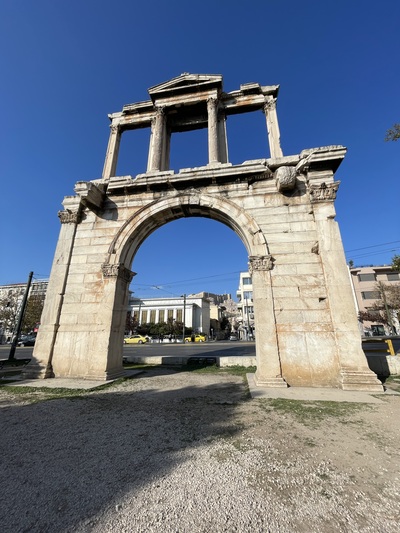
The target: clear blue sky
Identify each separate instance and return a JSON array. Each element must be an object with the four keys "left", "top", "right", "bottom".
[{"left": 1, "top": 0, "right": 399, "bottom": 301}]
